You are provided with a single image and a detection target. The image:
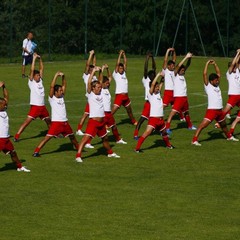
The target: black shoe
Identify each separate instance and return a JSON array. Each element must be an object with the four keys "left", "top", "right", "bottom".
[{"left": 32, "top": 152, "right": 40, "bottom": 157}]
